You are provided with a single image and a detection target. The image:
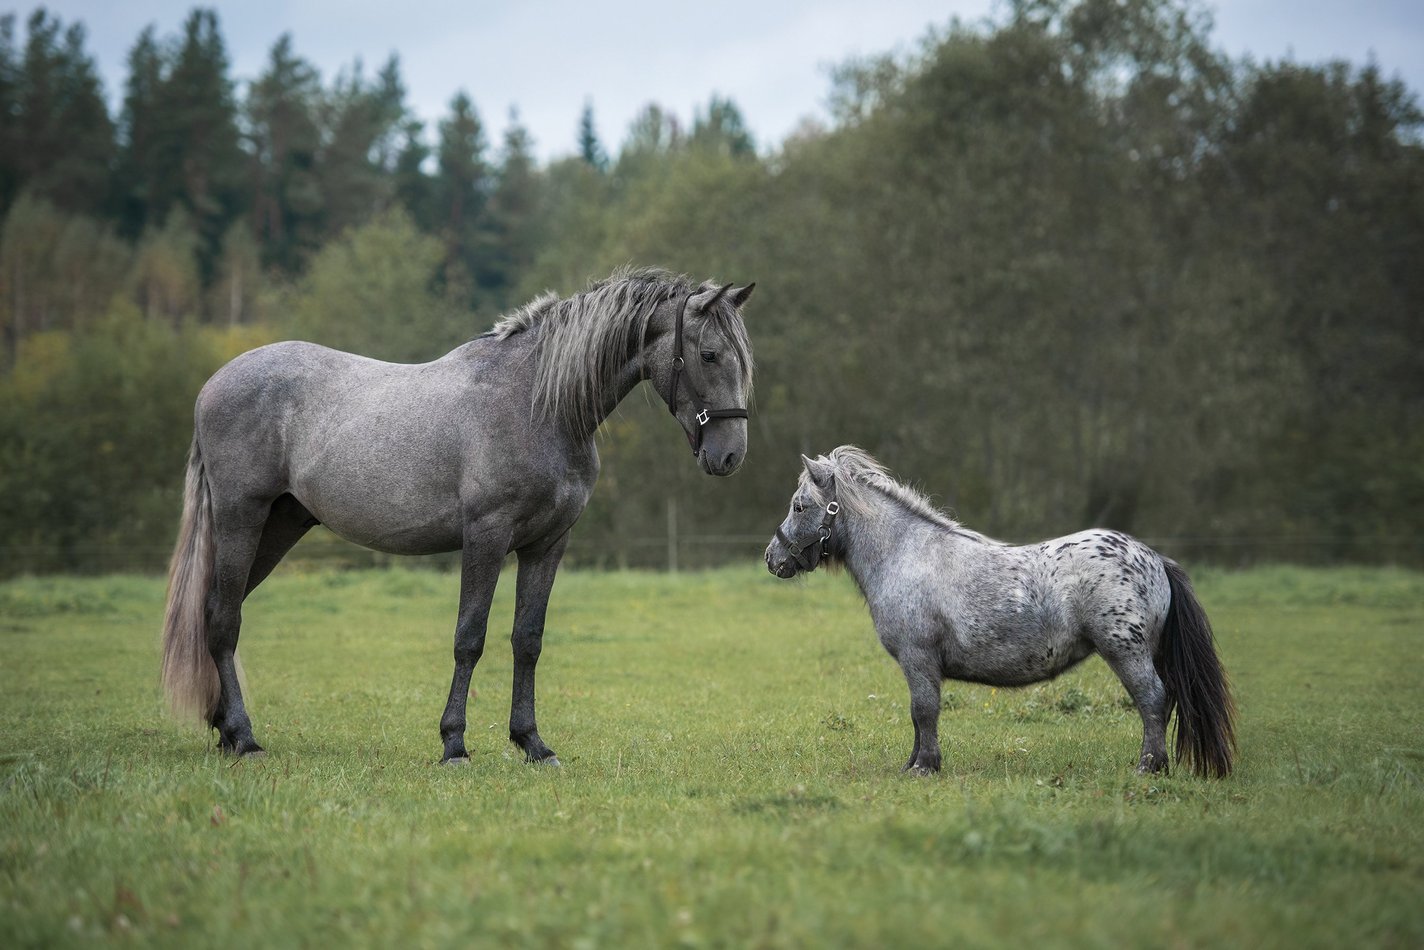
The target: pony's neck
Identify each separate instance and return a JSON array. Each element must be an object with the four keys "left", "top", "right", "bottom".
[{"left": 837, "top": 486, "right": 974, "bottom": 594}]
